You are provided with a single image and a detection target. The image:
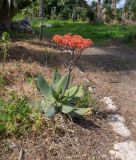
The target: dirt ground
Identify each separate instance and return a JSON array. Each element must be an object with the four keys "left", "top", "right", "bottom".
[
  {"left": 0, "top": 39, "right": 136, "bottom": 160},
  {"left": 81, "top": 46, "right": 136, "bottom": 141}
]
